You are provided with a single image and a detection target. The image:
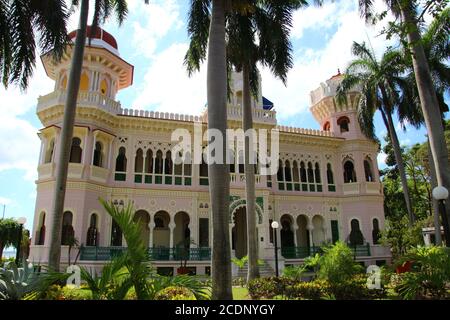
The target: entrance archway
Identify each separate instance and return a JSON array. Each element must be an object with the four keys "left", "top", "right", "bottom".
[
  {"left": 312, "top": 215, "right": 325, "bottom": 245},
  {"left": 232, "top": 206, "right": 247, "bottom": 258},
  {"left": 133, "top": 210, "right": 150, "bottom": 249}
]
